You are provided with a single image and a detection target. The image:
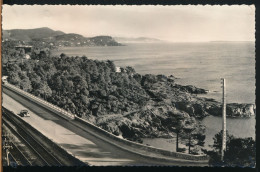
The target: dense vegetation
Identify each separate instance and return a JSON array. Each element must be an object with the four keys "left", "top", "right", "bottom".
[
  {"left": 205, "top": 130, "right": 255, "bottom": 167},
  {"left": 3, "top": 41, "right": 208, "bottom": 154},
  {"left": 3, "top": 40, "right": 254, "bottom": 157},
  {"left": 4, "top": 53, "right": 147, "bottom": 117}
]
